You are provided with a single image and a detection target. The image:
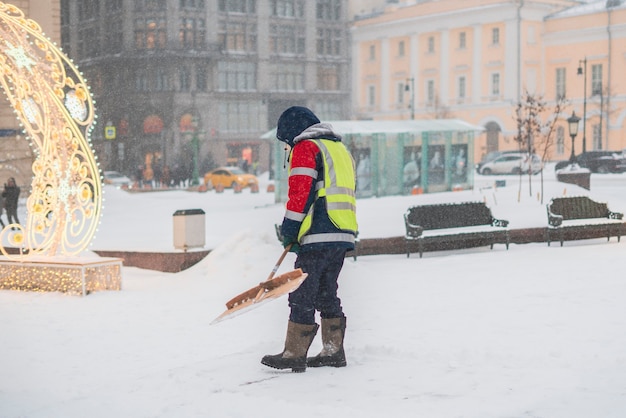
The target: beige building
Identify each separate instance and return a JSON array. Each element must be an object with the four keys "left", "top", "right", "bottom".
[
  {"left": 0, "top": 0, "right": 61, "bottom": 189},
  {"left": 351, "top": 0, "right": 626, "bottom": 163}
]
